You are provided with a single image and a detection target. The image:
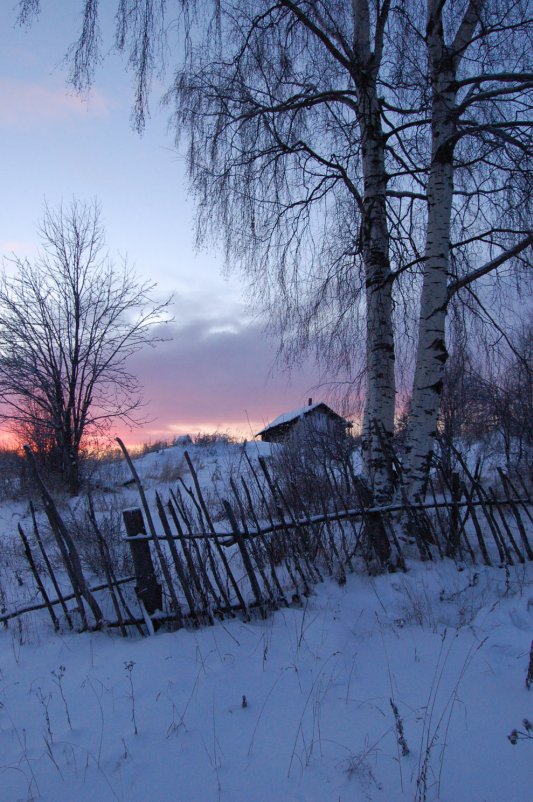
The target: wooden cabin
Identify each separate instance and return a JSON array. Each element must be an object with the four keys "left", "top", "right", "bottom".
[{"left": 256, "top": 399, "right": 351, "bottom": 443}]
